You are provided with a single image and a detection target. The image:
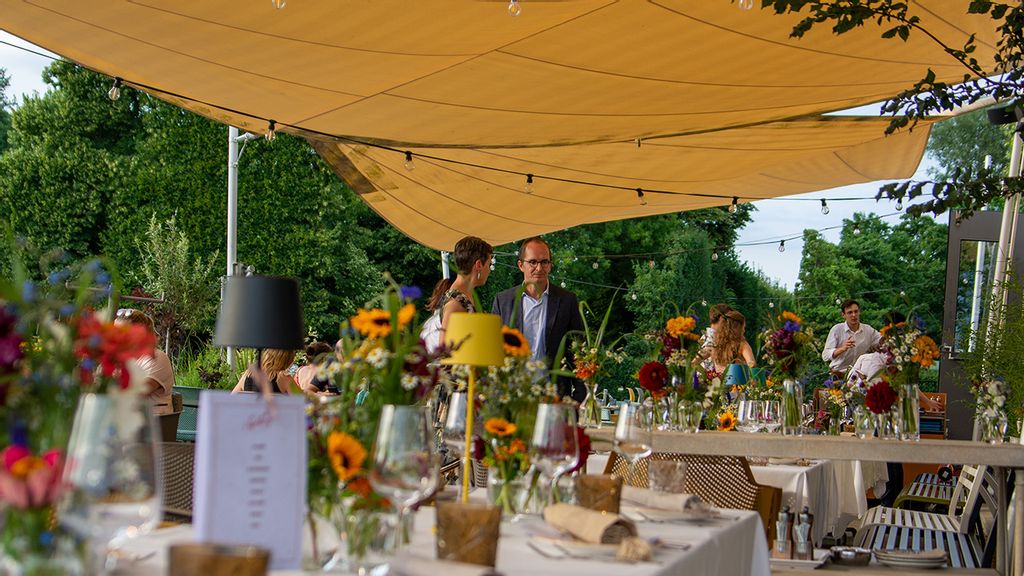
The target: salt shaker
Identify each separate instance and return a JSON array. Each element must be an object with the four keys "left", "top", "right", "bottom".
[
  {"left": 772, "top": 505, "right": 793, "bottom": 559},
  {"left": 793, "top": 506, "right": 814, "bottom": 561}
]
